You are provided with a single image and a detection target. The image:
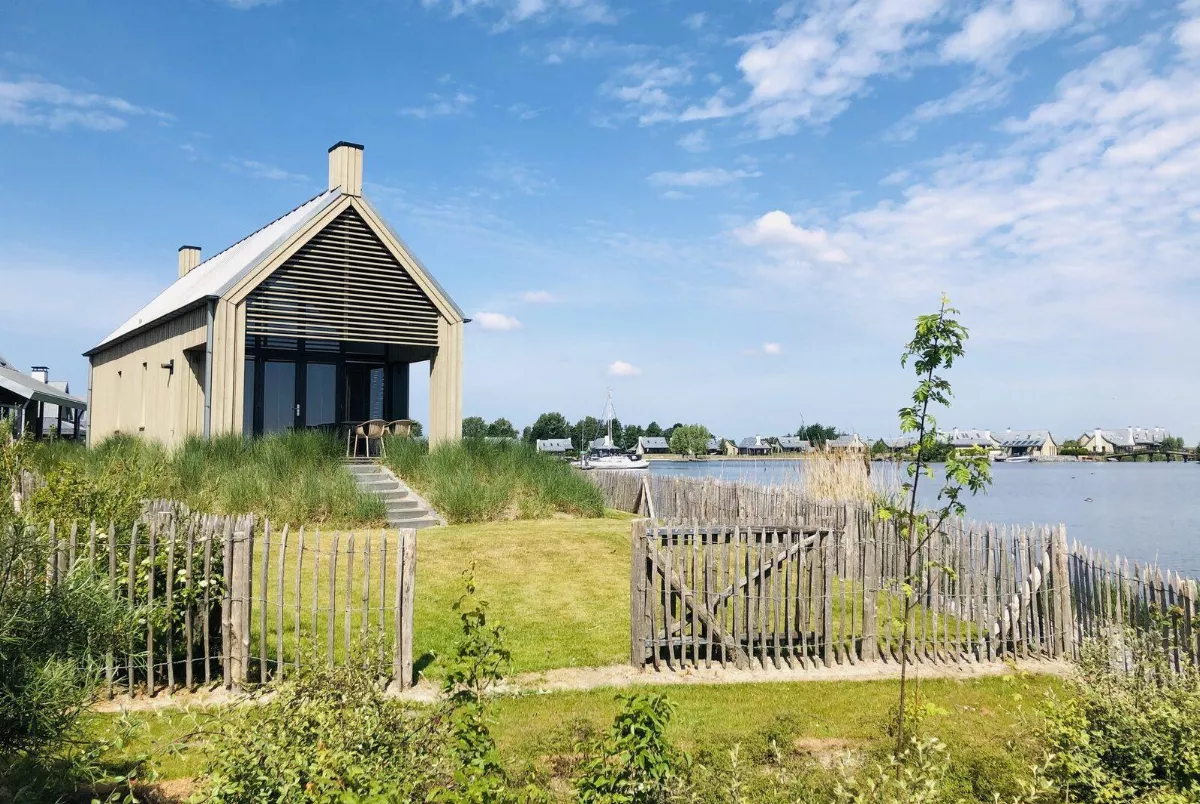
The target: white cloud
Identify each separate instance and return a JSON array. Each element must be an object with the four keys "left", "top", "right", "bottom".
[
  {"left": 224, "top": 158, "right": 307, "bottom": 182},
  {"left": 600, "top": 60, "right": 693, "bottom": 126},
  {"left": 942, "top": 0, "right": 1073, "bottom": 66},
  {"left": 475, "top": 312, "right": 523, "bottom": 330},
  {"left": 735, "top": 30, "right": 1200, "bottom": 349},
  {"left": 420, "top": 0, "right": 614, "bottom": 27},
  {"left": 735, "top": 210, "right": 851, "bottom": 264},
  {"left": 521, "top": 290, "right": 555, "bottom": 303},
  {"left": 0, "top": 78, "right": 171, "bottom": 131},
  {"left": 762, "top": 342, "right": 783, "bottom": 355},
  {"left": 482, "top": 161, "right": 554, "bottom": 194},
  {"left": 677, "top": 130, "right": 710, "bottom": 152},
  {"left": 683, "top": 12, "right": 707, "bottom": 30},
  {"left": 888, "top": 73, "right": 1014, "bottom": 140},
  {"left": 607, "top": 360, "right": 642, "bottom": 377},
  {"left": 508, "top": 102, "right": 541, "bottom": 119},
  {"left": 400, "top": 90, "right": 475, "bottom": 119},
  {"left": 647, "top": 167, "right": 760, "bottom": 188}
]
